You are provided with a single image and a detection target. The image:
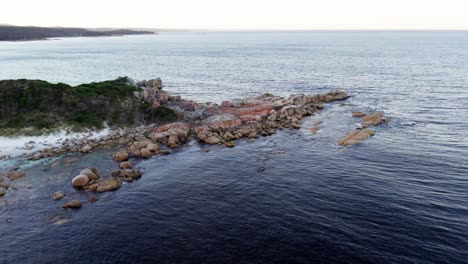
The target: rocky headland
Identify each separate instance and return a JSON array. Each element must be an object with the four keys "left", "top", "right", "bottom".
[
  {"left": 0, "top": 77, "right": 388, "bottom": 210},
  {"left": 0, "top": 25, "right": 155, "bottom": 41}
]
